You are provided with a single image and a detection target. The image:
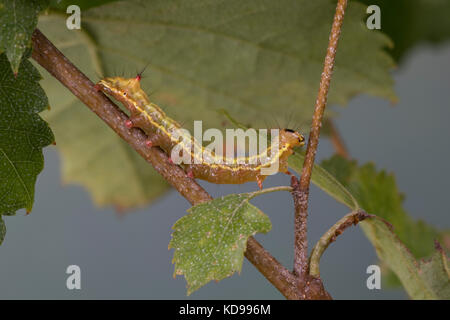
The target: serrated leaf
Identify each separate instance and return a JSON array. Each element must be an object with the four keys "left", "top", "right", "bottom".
[
  {"left": 36, "top": 0, "right": 395, "bottom": 208},
  {"left": 80, "top": 0, "right": 396, "bottom": 129},
  {"left": 320, "top": 155, "right": 449, "bottom": 299},
  {"left": 321, "top": 155, "right": 446, "bottom": 259},
  {"left": 418, "top": 246, "right": 450, "bottom": 299},
  {"left": 169, "top": 193, "right": 272, "bottom": 295},
  {"left": 362, "top": 219, "right": 449, "bottom": 299},
  {"left": 0, "top": 53, "right": 54, "bottom": 244},
  {"left": 0, "top": 0, "right": 48, "bottom": 74}
]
